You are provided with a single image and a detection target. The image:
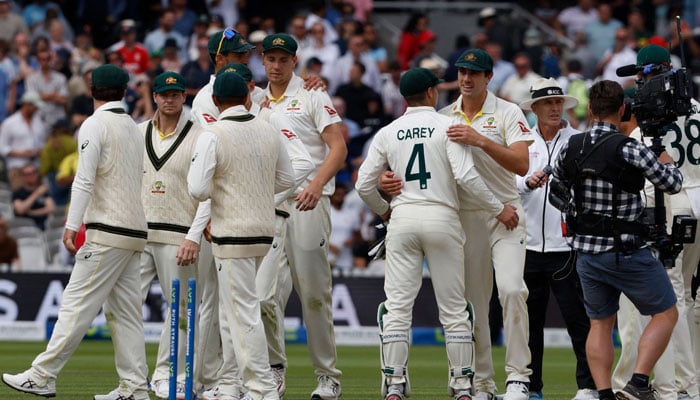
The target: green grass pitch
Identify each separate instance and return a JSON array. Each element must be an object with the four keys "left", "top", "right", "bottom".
[{"left": 0, "top": 341, "right": 599, "bottom": 399}]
